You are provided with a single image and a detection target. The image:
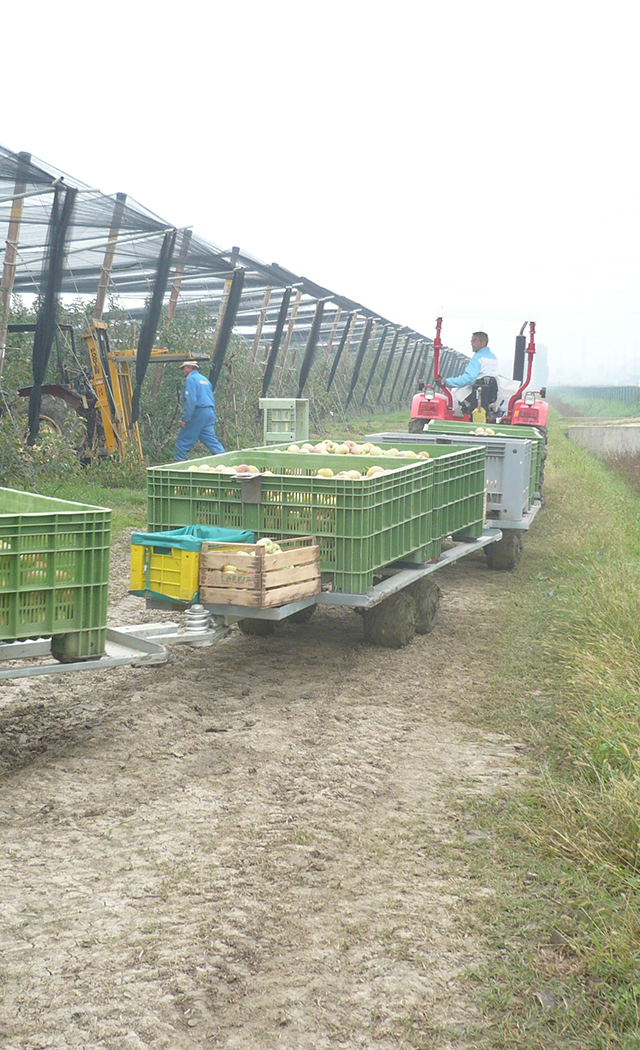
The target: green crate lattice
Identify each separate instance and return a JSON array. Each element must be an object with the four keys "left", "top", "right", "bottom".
[
  {"left": 0, "top": 487, "right": 111, "bottom": 658},
  {"left": 147, "top": 444, "right": 485, "bottom": 593}
]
